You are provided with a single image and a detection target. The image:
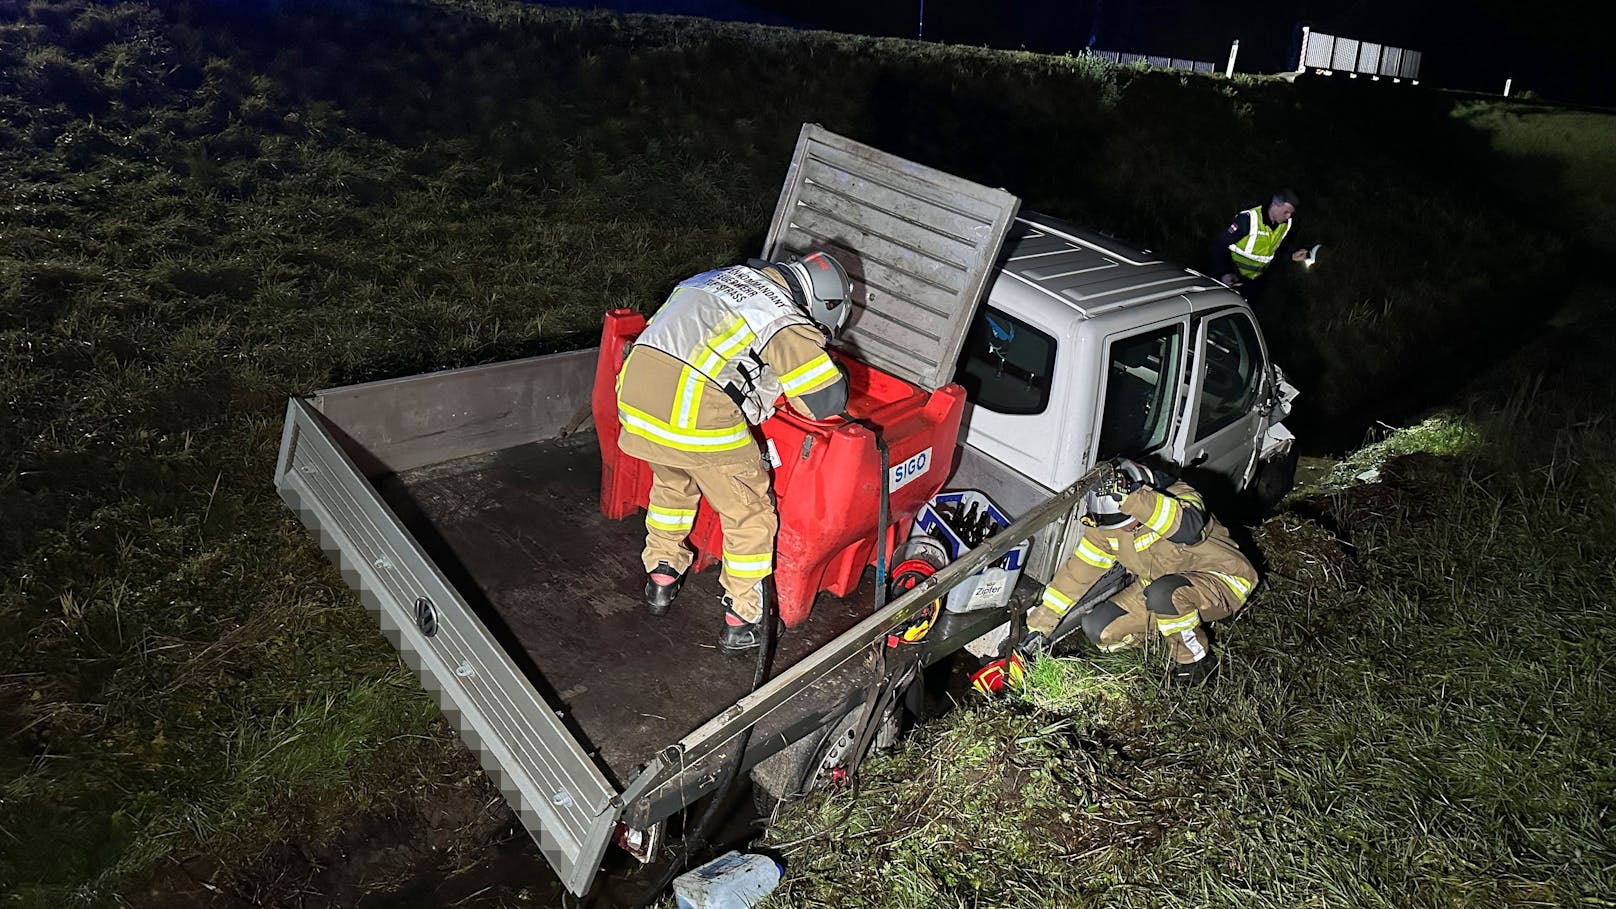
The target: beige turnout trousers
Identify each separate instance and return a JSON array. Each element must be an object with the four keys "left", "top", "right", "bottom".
[
  {"left": 641, "top": 456, "right": 777, "bottom": 623},
  {"left": 1068, "top": 572, "right": 1247, "bottom": 665},
  {"left": 1032, "top": 481, "right": 1257, "bottom": 666}
]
